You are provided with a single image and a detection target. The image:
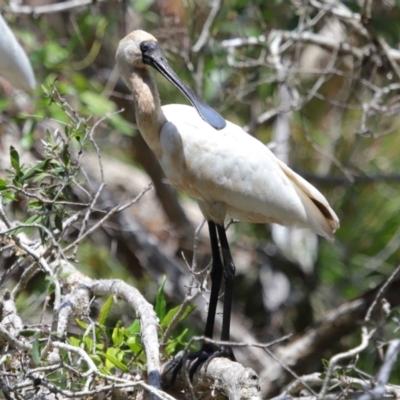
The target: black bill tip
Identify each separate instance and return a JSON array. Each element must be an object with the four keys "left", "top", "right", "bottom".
[{"left": 140, "top": 41, "right": 226, "bottom": 131}]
